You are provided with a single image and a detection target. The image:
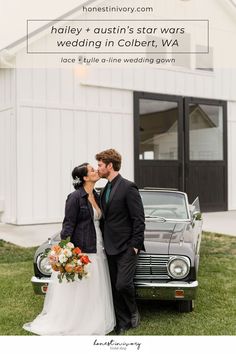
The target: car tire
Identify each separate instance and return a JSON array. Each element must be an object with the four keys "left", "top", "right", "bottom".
[{"left": 177, "top": 300, "right": 194, "bottom": 313}]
